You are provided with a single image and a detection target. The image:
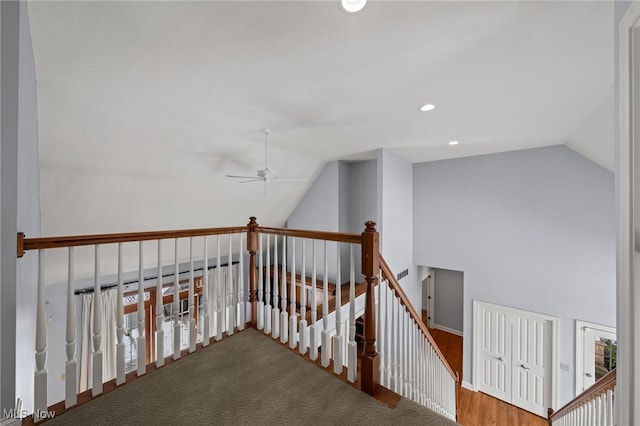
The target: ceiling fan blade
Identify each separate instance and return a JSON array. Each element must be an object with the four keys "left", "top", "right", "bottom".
[
  {"left": 226, "top": 174, "right": 259, "bottom": 179},
  {"left": 238, "top": 179, "right": 263, "bottom": 183},
  {"left": 274, "top": 177, "right": 306, "bottom": 181}
]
